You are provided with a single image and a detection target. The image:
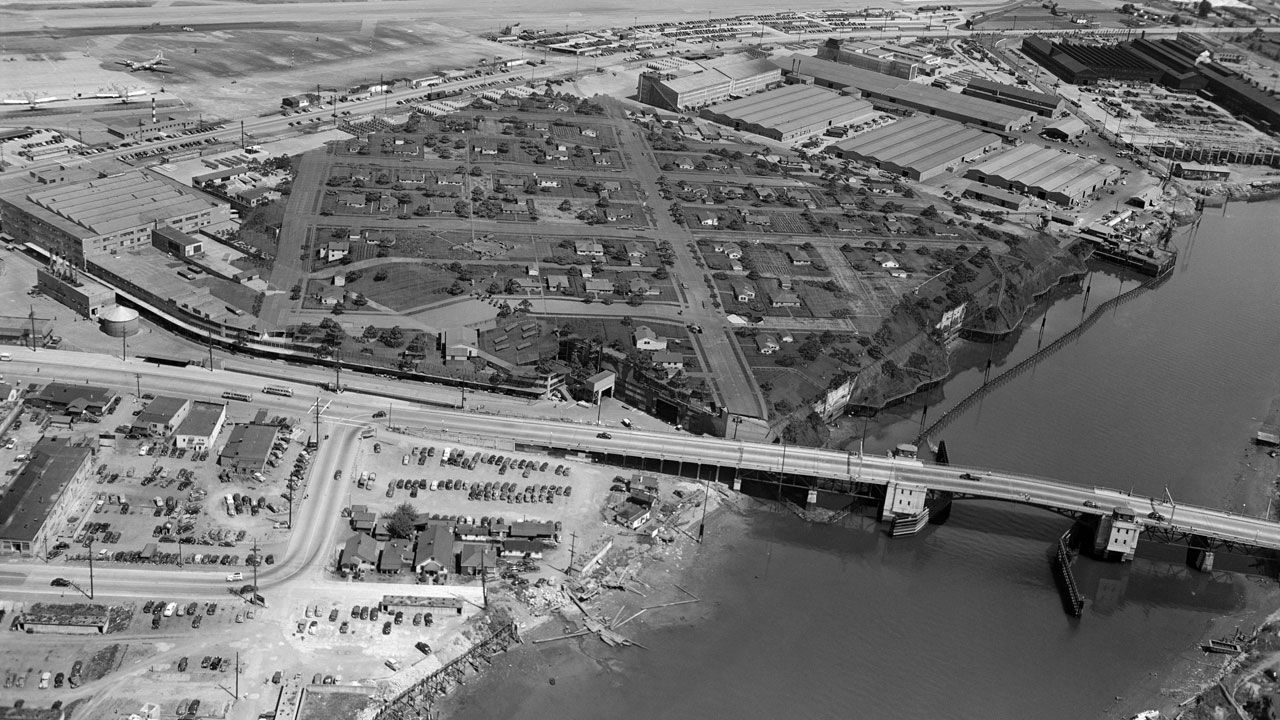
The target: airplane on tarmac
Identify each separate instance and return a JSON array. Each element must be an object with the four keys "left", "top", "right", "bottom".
[{"left": 116, "top": 50, "right": 173, "bottom": 73}]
